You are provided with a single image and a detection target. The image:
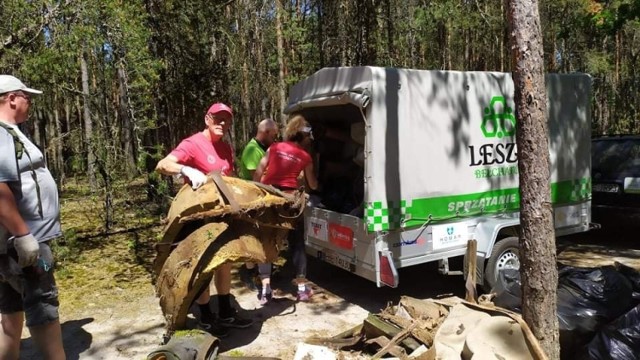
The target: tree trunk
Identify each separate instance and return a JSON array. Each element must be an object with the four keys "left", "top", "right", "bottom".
[
  {"left": 254, "top": 8, "right": 266, "bottom": 120},
  {"left": 238, "top": 3, "right": 250, "bottom": 145},
  {"left": 52, "top": 89, "right": 66, "bottom": 188},
  {"left": 117, "top": 60, "right": 136, "bottom": 176},
  {"left": 317, "top": 0, "right": 324, "bottom": 68},
  {"left": 500, "top": 2, "right": 506, "bottom": 72},
  {"left": 54, "top": 92, "right": 65, "bottom": 186},
  {"left": 275, "top": 0, "right": 287, "bottom": 128},
  {"left": 506, "top": 0, "right": 559, "bottom": 359},
  {"left": 80, "top": 49, "right": 96, "bottom": 188},
  {"left": 385, "top": 0, "right": 394, "bottom": 65}
]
